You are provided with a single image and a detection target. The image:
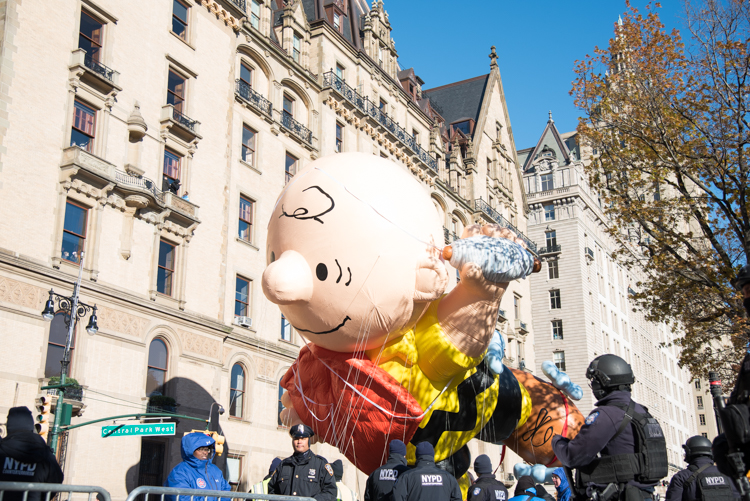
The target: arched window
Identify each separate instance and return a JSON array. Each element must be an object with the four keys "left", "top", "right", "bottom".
[
  {"left": 45, "top": 312, "right": 74, "bottom": 378},
  {"left": 146, "top": 338, "right": 168, "bottom": 396},
  {"left": 229, "top": 363, "right": 245, "bottom": 418},
  {"left": 277, "top": 381, "right": 286, "bottom": 426}
]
